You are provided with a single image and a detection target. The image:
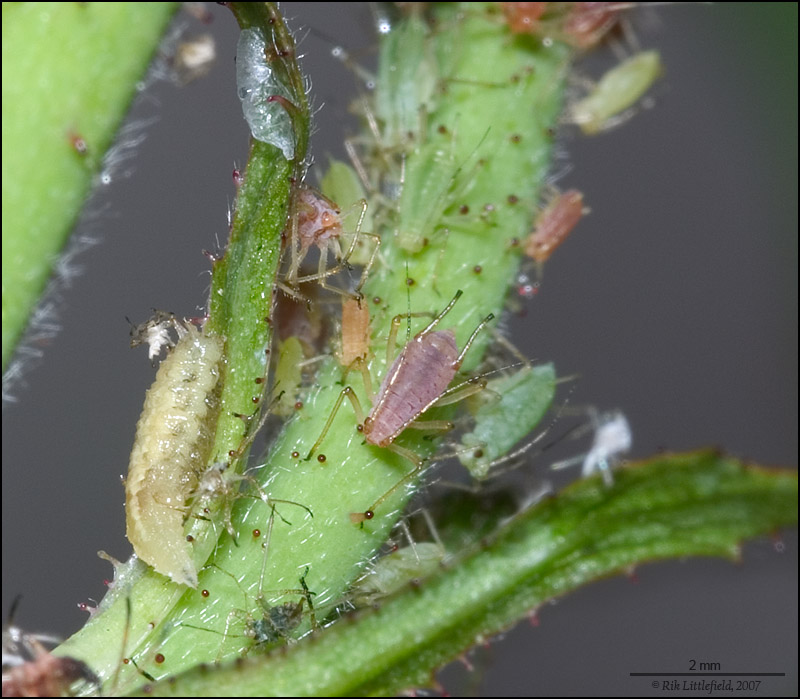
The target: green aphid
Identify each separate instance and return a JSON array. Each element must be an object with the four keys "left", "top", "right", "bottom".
[
  {"left": 374, "top": 12, "right": 438, "bottom": 149},
  {"left": 571, "top": 51, "right": 662, "bottom": 135},
  {"left": 460, "top": 363, "right": 556, "bottom": 479},
  {"left": 351, "top": 542, "right": 445, "bottom": 607},
  {"left": 395, "top": 137, "right": 463, "bottom": 253}
]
